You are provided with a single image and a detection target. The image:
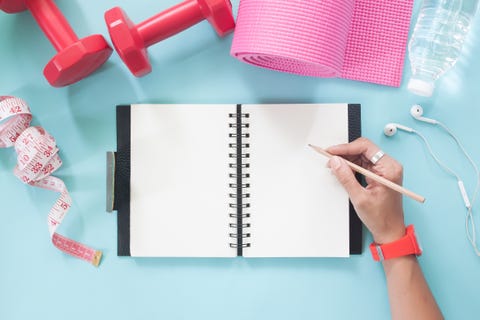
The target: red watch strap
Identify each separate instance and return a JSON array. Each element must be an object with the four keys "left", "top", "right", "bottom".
[{"left": 369, "top": 225, "right": 422, "bottom": 261}]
